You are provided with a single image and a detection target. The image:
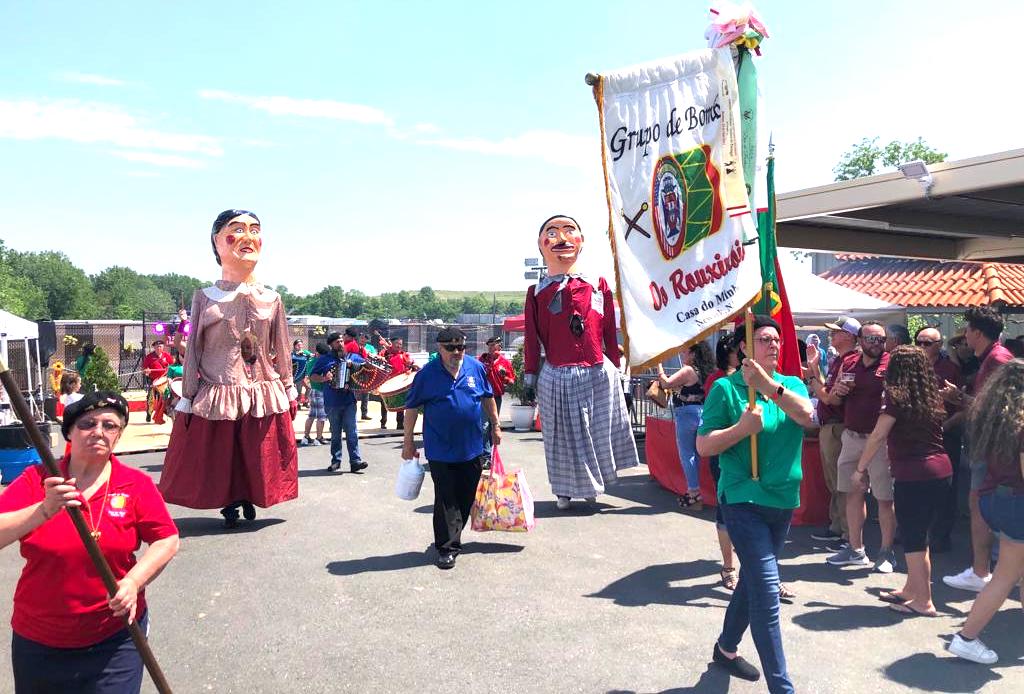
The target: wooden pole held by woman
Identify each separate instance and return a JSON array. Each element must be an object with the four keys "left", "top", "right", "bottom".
[
  {"left": 744, "top": 310, "right": 760, "bottom": 480},
  {"left": 0, "top": 358, "right": 174, "bottom": 694}
]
